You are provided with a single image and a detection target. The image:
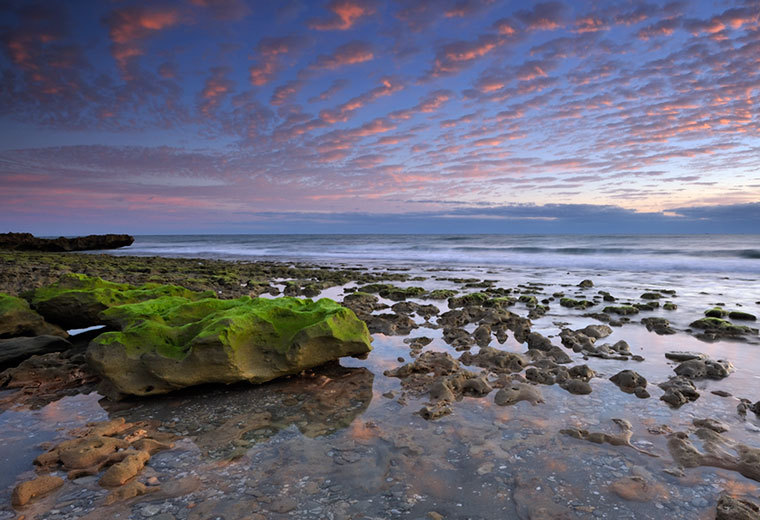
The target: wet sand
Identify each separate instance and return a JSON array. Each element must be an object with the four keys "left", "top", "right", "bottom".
[{"left": 1, "top": 251, "right": 759, "bottom": 519}]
